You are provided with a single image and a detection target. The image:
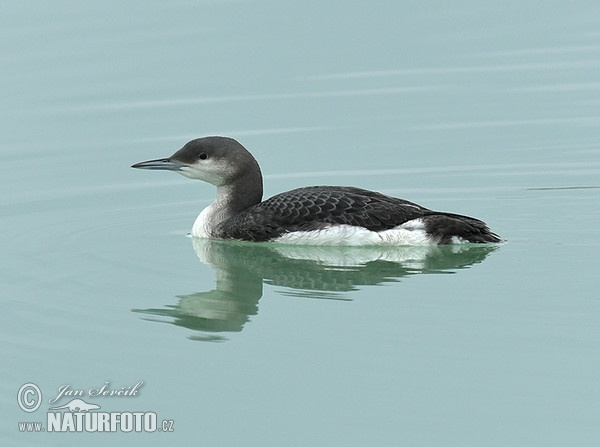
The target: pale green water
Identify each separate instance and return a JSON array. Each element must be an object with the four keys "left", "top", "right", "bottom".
[{"left": 2, "top": 1, "right": 600, "bottom": 446}]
